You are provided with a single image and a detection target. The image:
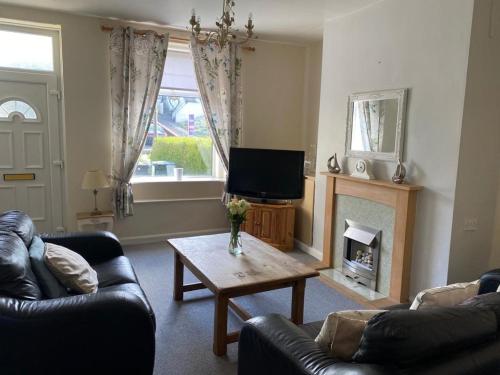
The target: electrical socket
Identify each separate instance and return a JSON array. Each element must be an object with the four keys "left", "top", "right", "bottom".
[{"left": 464, "top": 217, "right": 478, "bottom": 231}]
